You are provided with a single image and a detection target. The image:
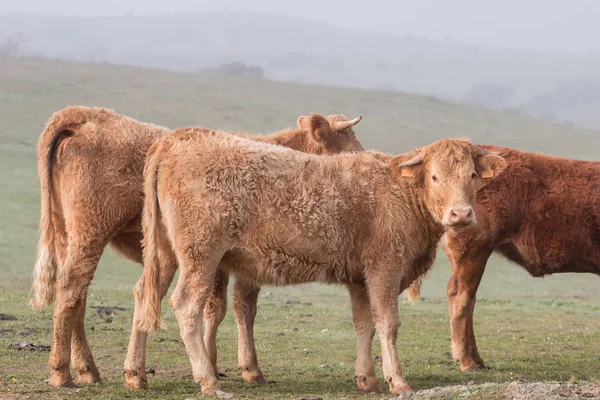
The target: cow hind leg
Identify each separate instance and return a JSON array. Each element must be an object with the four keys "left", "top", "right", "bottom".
[
  {"left": 347, "top": 283, "right": 382, "bottom": 393},
  {"left": 70, "top": 295, "right": 101, "bottom": 384},
  {"left": 202, "top": 269, "right": 230, "bottom": 380},
  {"left": 124, "top": 243, "right": 179, "bottom": 389},
  {"left": 169, "top": 248, "right": 225, "bottom": 395},
  {"left": 48, "top": 236, "right": 106, "bottom": 388},
  {"left": 233, "top": 279, "right": 265, "bottom": 384},
  {"left": 53, "top": 230, "right": 102, "bottom": 385}
]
